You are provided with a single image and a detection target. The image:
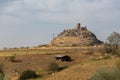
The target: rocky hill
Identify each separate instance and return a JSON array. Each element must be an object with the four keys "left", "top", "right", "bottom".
[{"left": 49, "top": 23, "right": 102, "bottom": 46}]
